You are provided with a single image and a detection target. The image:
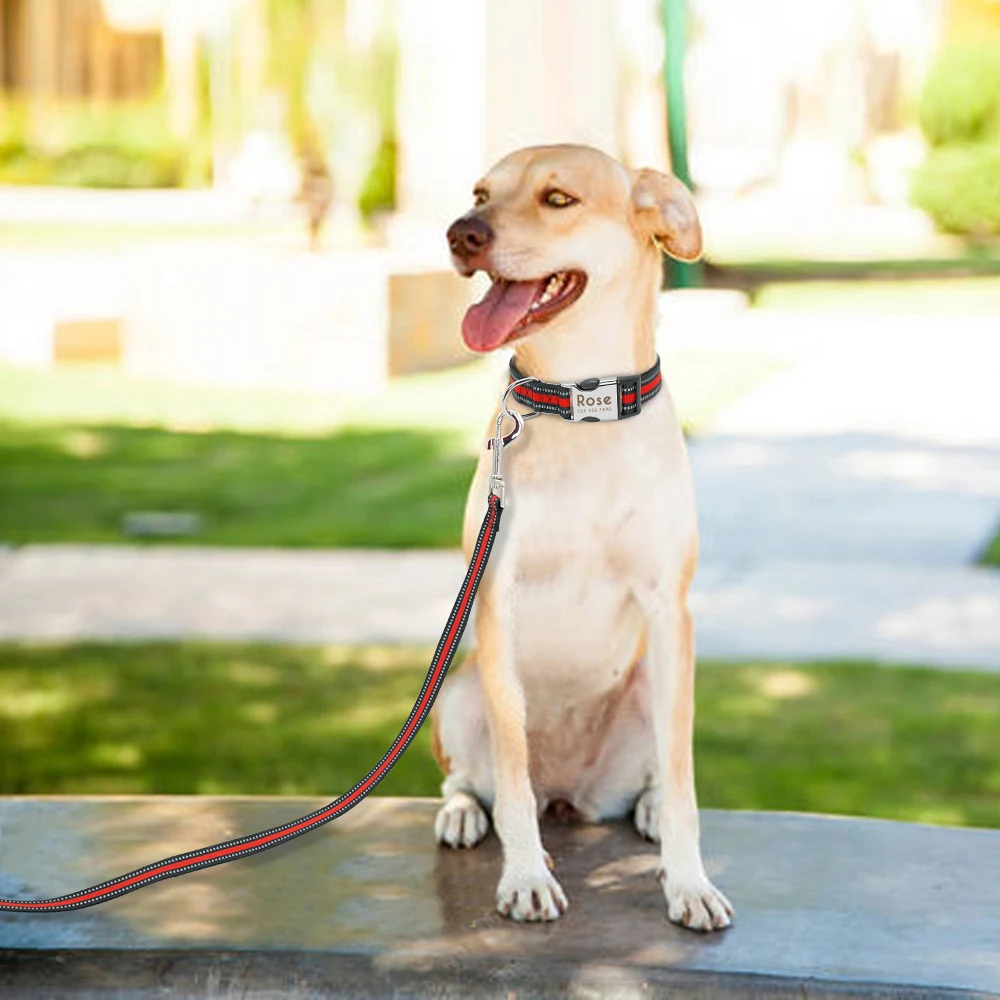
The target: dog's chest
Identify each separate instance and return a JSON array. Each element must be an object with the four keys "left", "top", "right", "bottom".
[
  {"left": 468, "top": 402, "right": 695, "bottom": 693},
  {"left": 504, "top": 418, "right": 690, "bottom": 582},
  {"left": 500, "top": 433, "right": 676, "bottom": 693}
]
